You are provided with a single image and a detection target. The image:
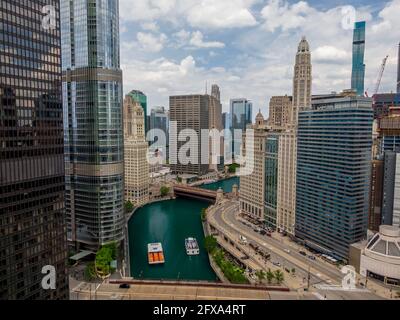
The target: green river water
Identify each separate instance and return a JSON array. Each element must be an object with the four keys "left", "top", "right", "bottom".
[{"left": 128, "top": 177, "right": 239, "bottom": 281}]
